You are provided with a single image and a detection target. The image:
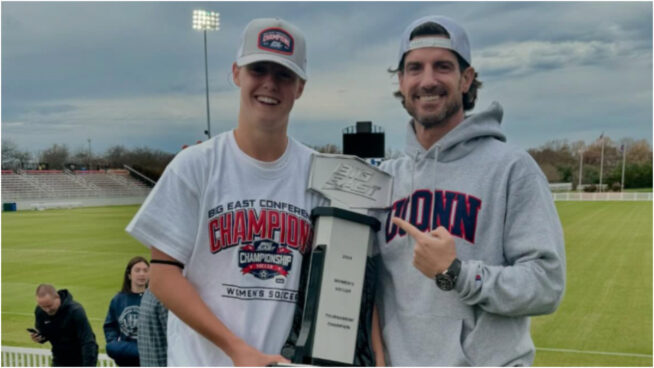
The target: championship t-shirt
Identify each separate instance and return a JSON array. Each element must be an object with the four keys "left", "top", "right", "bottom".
[{"left": 126, "top": 130, "right": 325, "bottom": 366}]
